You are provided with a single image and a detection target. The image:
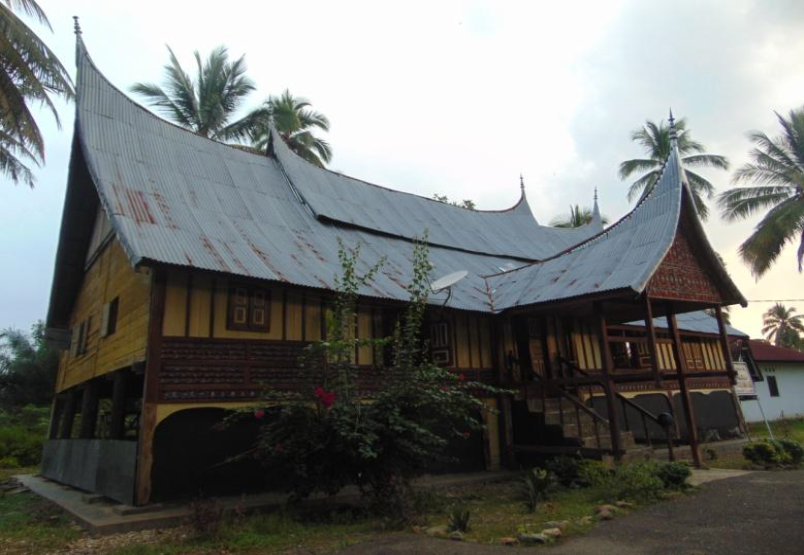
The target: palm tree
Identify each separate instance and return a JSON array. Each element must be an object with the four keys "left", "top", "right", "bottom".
[
  {"left": 550, "top": 205, "right": 608, "bottom": 228},
  {"left": 229, "top": 89, "right": 331, "bottom": 166},
  {"left": 718, "top": 108, "right": 804, "bottom": 276},
  {"left": 761, "top": 303, "right": 804, "bottom": 348},
  {"left": 0, "top": 0, "right": 74, "bottom": 186},
  {"left": 131, "top": 45, "right": 255, "bottom": 139},
  {"left": 619, "top": 118, "right": 729, "bottom": 220}
]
